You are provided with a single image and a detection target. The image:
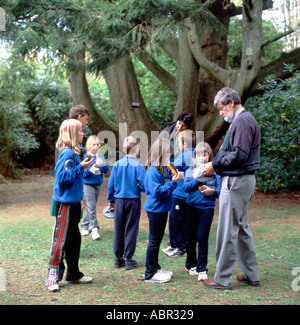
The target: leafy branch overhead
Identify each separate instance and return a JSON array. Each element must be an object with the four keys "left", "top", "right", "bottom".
[{"left": 1, "top": 0, "right": 299, "bottom": 191}]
